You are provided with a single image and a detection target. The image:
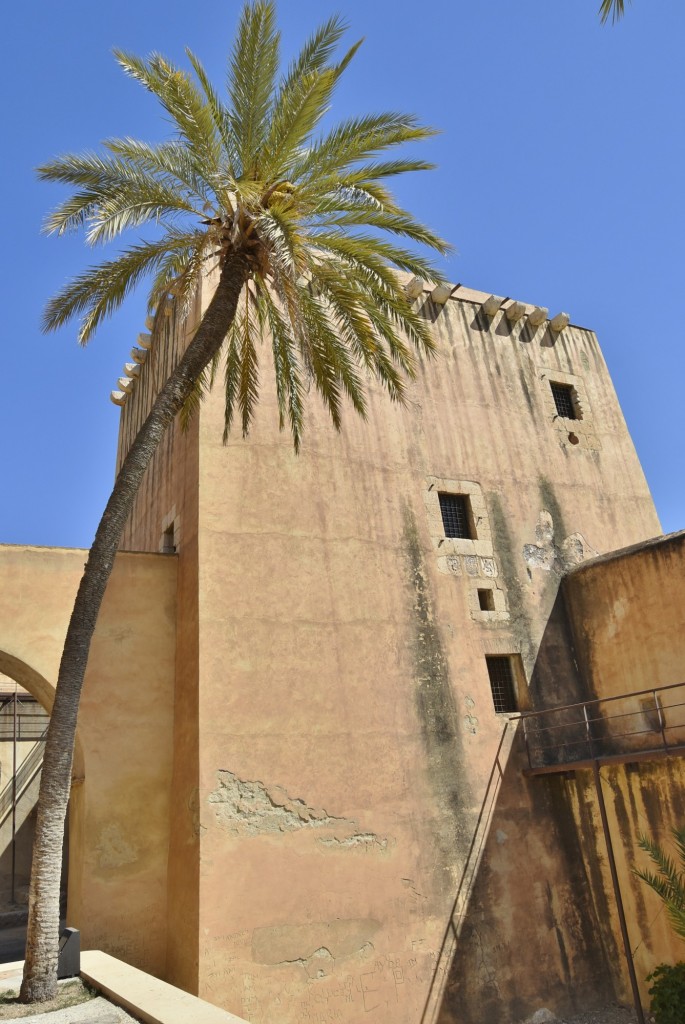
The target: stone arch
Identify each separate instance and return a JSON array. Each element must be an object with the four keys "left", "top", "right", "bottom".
[
  {"left": 0, "top": 648, "right": 85, "bottom": 922},
  {"left": 0, "top": 650, "right": 84, "bottom": 779}
]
